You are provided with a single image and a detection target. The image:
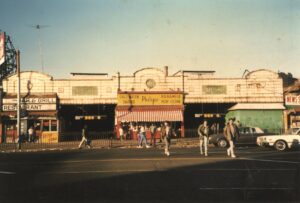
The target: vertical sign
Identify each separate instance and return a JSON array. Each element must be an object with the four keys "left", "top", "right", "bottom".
[{"left": 0, "top": 32, "right": 5, "bottom": 65}]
